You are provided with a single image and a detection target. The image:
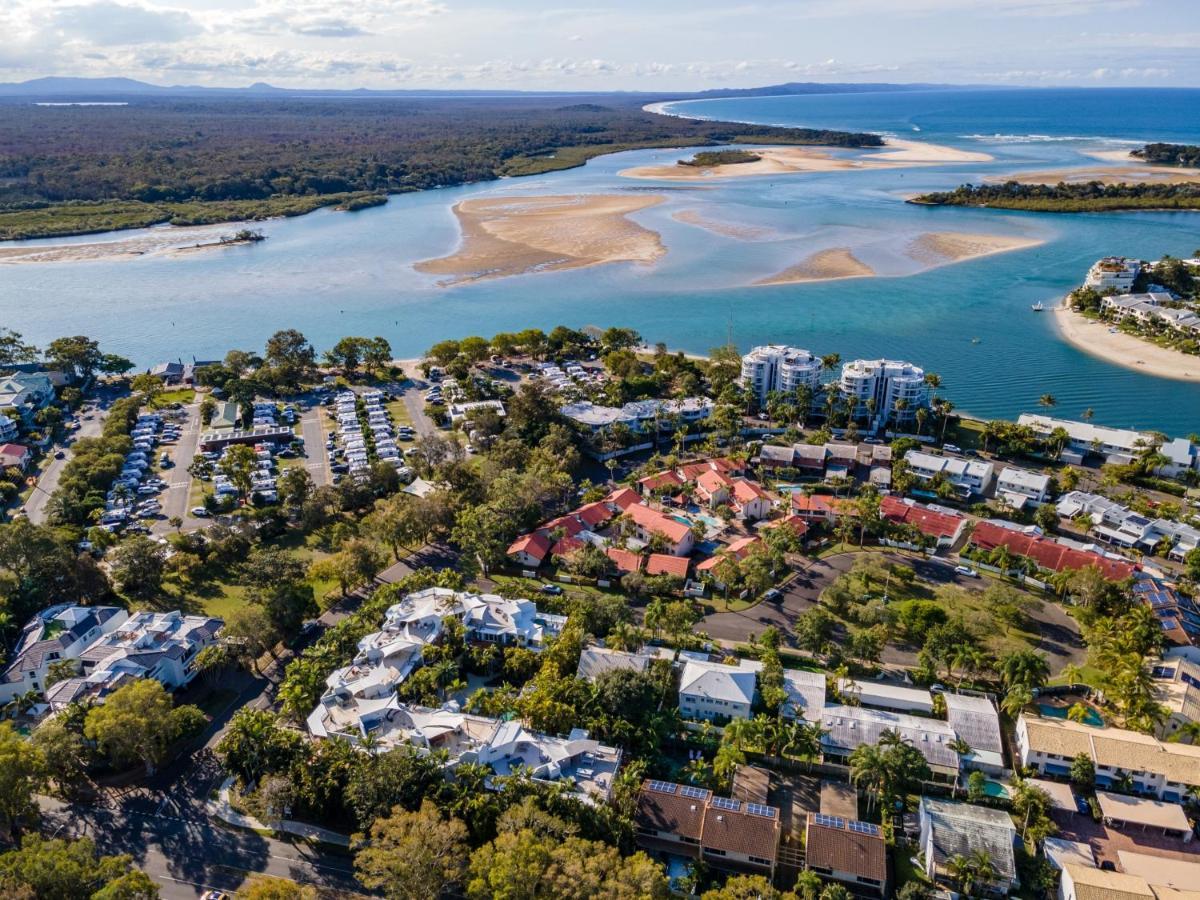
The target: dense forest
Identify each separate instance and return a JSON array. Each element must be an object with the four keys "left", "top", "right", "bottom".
[
  {"left": 1132, "top": 142, "right": 1200, "bottom": 167},
  {"left": 0, "top": 95, "right": 880, "bottom": 238},
  {"left": 678, "top": 149, "right": 761, "bottom": 167},
  {"left": 909, "top": 180, "right": 1200, "bottom": 212}
]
